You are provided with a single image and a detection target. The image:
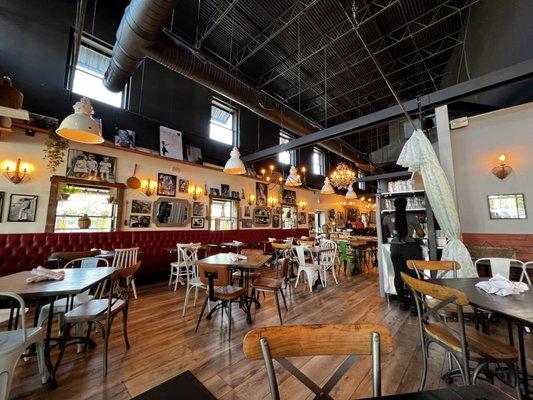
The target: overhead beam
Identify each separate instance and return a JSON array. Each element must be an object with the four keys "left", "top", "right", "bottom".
[
  {"left": 356, "top": 170, "right": 410, "bottom": 182},
  {"left": 195, "top": 0, "right": 240, "bottom": 49},
  {"left": 242, "top": 58, "right": 533, "bottom": 164}
]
